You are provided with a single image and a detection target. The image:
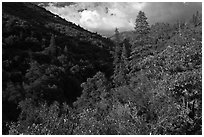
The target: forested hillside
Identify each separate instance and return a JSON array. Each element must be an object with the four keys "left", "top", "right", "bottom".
[
  {"left": 2, "top": 3, "right": 202, "bottom": 135},
  {"left": 2, "top": 2, "right": 114, "bottom": 134}
]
